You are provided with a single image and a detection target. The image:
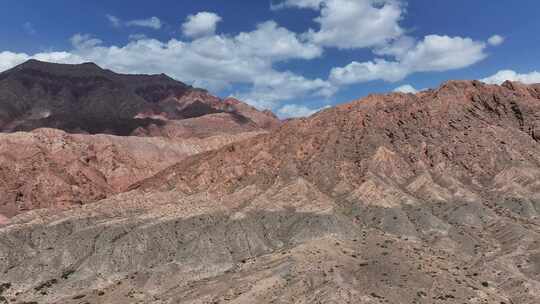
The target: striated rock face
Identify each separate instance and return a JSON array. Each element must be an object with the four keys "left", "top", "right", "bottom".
[
  {"left": 0, "top": 128, "right": 263, "bottom": 219},
  {"left": 0, "top": 60, "right": 280, "bottom": 137},
  {"left": 2, "top": 80, "right": 540, "bottom": 303},
  {"left": 139, "top": 80, "right": 540, "bottom": 203}
]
